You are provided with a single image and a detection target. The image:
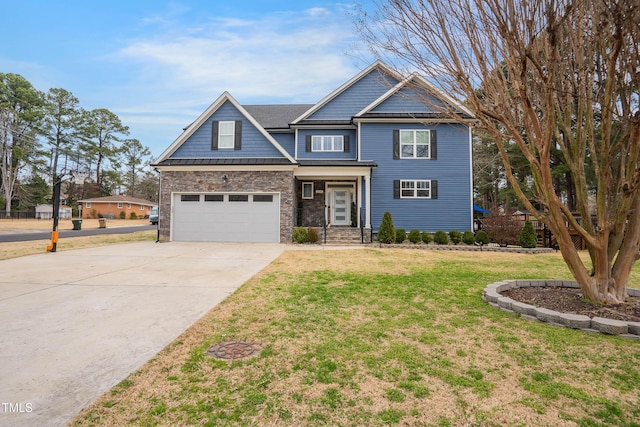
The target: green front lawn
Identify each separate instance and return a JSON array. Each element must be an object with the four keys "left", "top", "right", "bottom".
[{"left": 72, "top": 249, "right": 640, "bottom": 427}]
